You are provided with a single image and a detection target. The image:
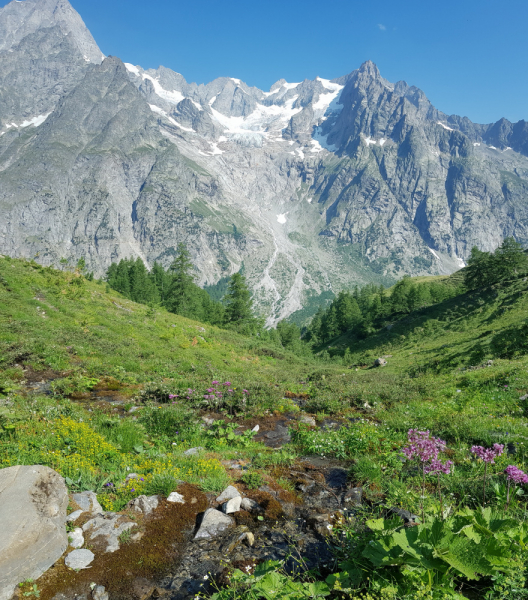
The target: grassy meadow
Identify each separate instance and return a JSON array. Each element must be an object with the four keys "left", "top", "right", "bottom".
[{"left": 2, "top": 255, "right": 528, "bottom": 599}]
